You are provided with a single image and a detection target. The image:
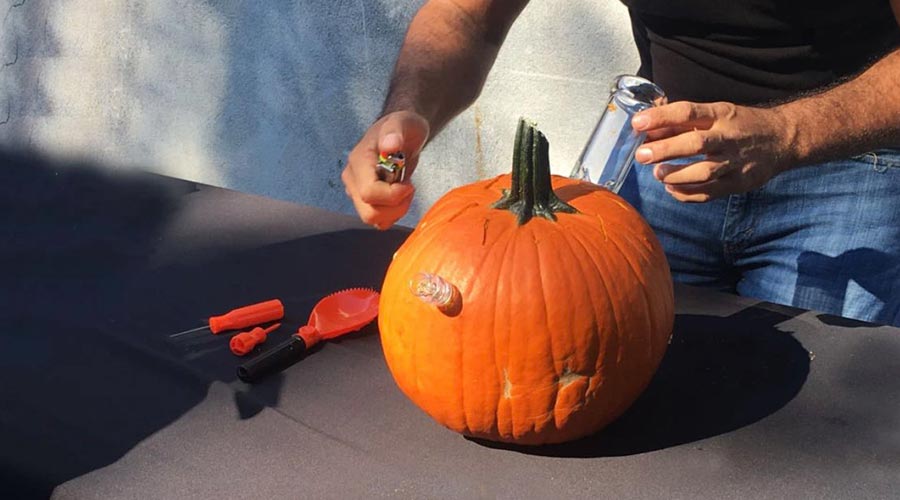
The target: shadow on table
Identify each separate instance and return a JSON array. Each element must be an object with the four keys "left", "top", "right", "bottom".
[
  {"left": 1, "top": 147, "right": 196, "bottom": 498},
  {"left": 471, "top": 304, "right": 811, "bottom": 457},
  {"left": 795, "top": 249, "right": 899, "bottom": 327},
  {"left": 0, "top": 147, "right": 408, "bottom": 497}
]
